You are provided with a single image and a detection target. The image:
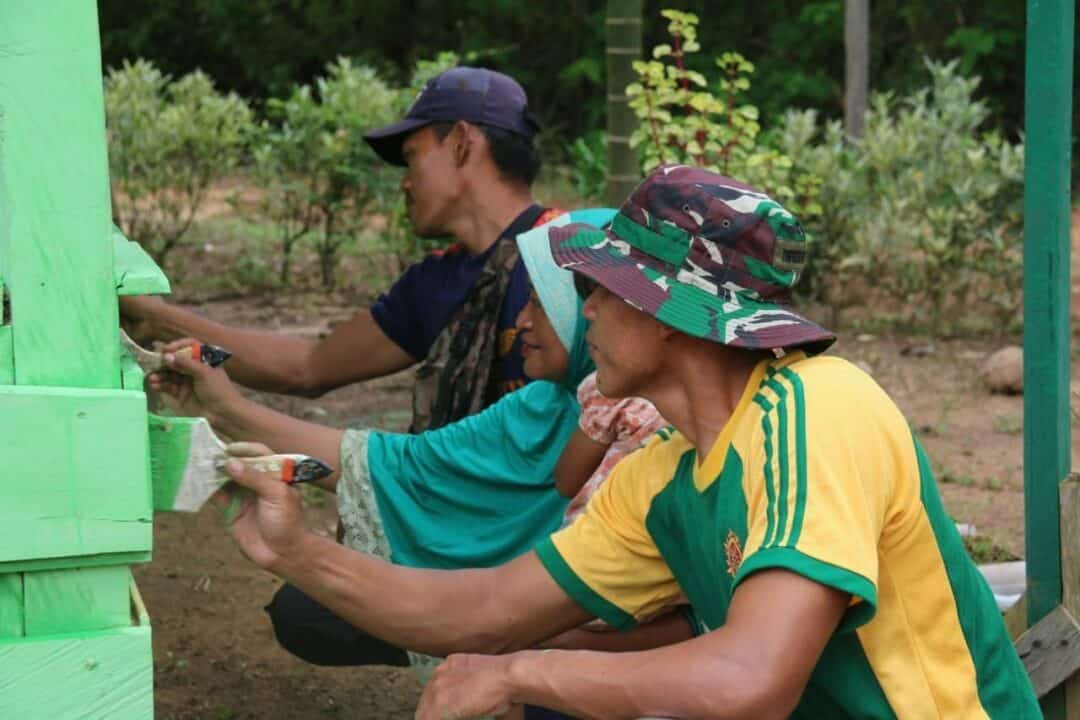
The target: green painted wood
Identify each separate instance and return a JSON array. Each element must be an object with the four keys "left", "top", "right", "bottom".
[
  {"left": 1023, "top": 0, "right": 1074, "bottom": 716},
  {"left": 0, "top": 552, "right": 151, "bottom": 575},
  {"left": 120, "top": 345, "right": 145, "bottom": 392},
  {"left": 24, "top": 566, "right": 131, "bottom": 636},
  {"left": 114, "top": 226, "right": 171, "bottom": 296},
  {"left": 0, "top": 574, "right": 25, "bottom": 639},
  {"left": 149, "top": 413, "right": 198, "bottom": 511},
  {"left": 0, "top": 385, "right": 152, "bottom": 564},
  {"left": 0, "top": 626, "right": 152, "bottom": 719},
  {"left": 0, "top": 1, "right": 120, "bottom": 389},
  {"left": 0, "top": 280, "right": 12, "bottom": 385},
  {"left": 0, "top": 325, "right": 12, "bottom": 386}
]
